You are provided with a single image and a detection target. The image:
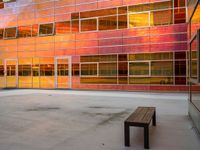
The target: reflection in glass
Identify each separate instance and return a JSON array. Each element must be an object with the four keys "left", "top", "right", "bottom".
[
  {"left": 0, "top": 29, "right": 3, "bottom": 39},
  {"left": 4, "top": 27, "right": 17, "bottom": 39},
  {"left": 18, "top": 65, "right": 31, "bottom": 76},
  {"left": 151, "top": 61, "right": 173, "bottom": 76},
  {"left": 0, "top": 65, "right": 4, "bottom": 76},
  {"left": 150, "top": 10, "right": 172, "bottom": 26},
  {"left": 18, "top": 26, "right": 32, "bottom": 38},
  {"left": 99, "top": 16, "right": 117, "bottom": 30},
  {"left": 81, "top": 64, "right": 97, "bottom": 76},
  {"left": 118, "top": 15, "right": 127, "bottom": 29},
  {"left": 81, "top": 19, "right": 97, "bottom": 32},
  {"left": 39, "top": 23, "right": 54, "bottom": 36},
  {"left": 129, "top": 13, "right": 149, "bottom": 27},
  {"left": 99, "top": 63, "right": 117, "bottom": 76},
  {"left": 55, "top": 21, "right": 71, "bottom": 34},
  {"left": 129, "top": 62, "right": 149, "bottom": 76}
]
